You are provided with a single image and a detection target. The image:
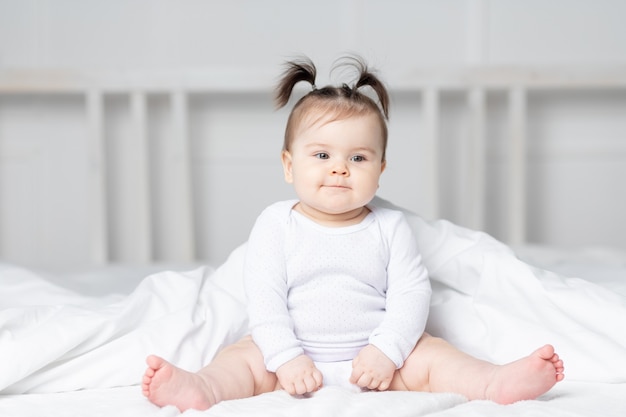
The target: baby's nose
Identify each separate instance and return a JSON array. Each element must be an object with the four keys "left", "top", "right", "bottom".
[{"left": 331, "top": 165, "right": 348, "bottom": 175}]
